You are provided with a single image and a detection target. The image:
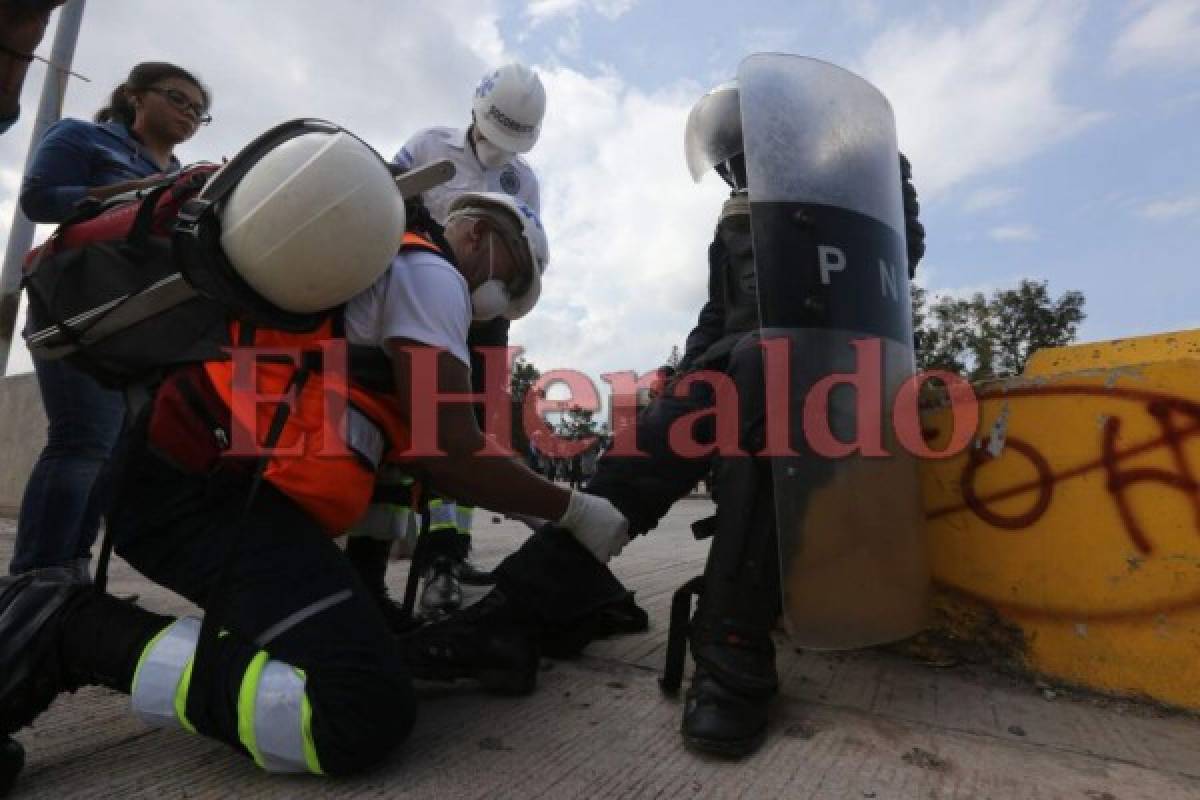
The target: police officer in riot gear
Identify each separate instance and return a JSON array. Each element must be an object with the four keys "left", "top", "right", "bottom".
[{"left": 415, "top": 74, "right": 926, "bottom": 757}]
